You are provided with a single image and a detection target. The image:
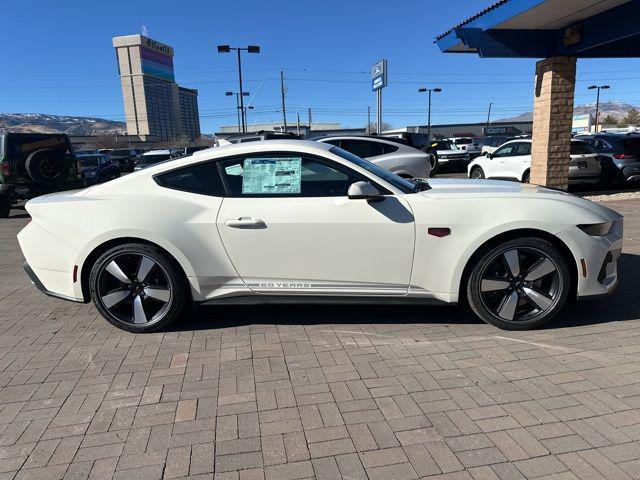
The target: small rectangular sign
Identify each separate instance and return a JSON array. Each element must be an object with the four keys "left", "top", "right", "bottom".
[{"left": 371, "top": 59, "right": 387, "bottom": 91}]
